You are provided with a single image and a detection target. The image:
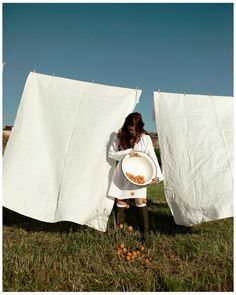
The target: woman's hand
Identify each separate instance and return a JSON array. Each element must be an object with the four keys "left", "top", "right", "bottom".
[
  {"left": 129, "top": 149, "right": 139, "bottom": 157},
  {"left": 129, "top": 150, "right": 140, "bottom": 157},
  {"left": 151, "top": 177, "right": 159, "bottom": 184},
  {"left": 129, "top": 149, "right": 135, "bottom": 156}
]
